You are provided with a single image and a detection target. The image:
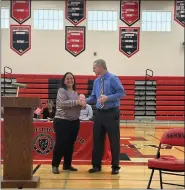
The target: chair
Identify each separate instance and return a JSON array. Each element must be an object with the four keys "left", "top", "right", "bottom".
[{"left": 147, "top": 128, "right": 185, "bottom": 189}]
